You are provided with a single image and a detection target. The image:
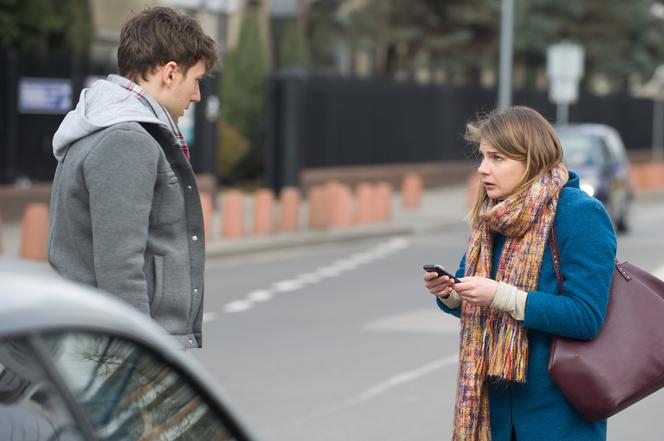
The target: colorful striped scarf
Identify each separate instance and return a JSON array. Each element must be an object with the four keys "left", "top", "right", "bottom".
[{"left": 452, "top": 165, "right": 567, "bottom": 441}]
